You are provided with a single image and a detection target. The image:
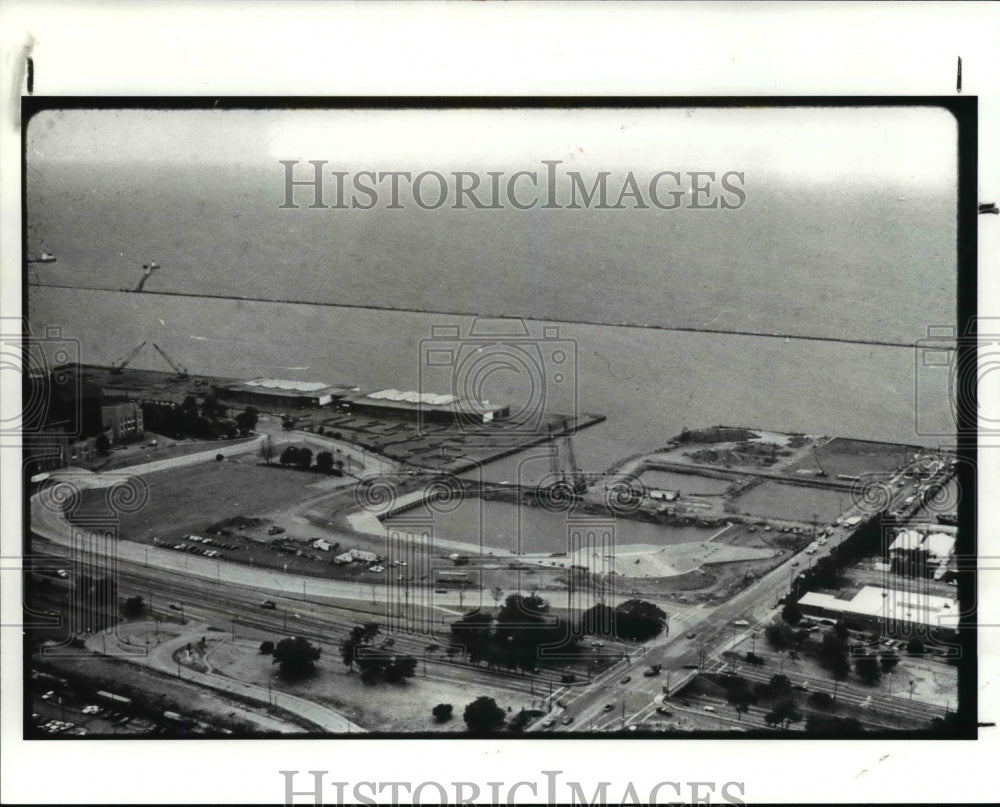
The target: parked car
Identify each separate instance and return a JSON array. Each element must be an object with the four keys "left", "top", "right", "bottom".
[
  {"left": 655, "top": 706, "right": 673, "bottom": 716},
  {"left": 603, "top": 703, "right": 615, "bottom": 712},
  {"left": 561, "top": 716, "right": 574, "bottom": 725},
  {"left": 259, "top": 600, "right": 276, "bottom": 609}
]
